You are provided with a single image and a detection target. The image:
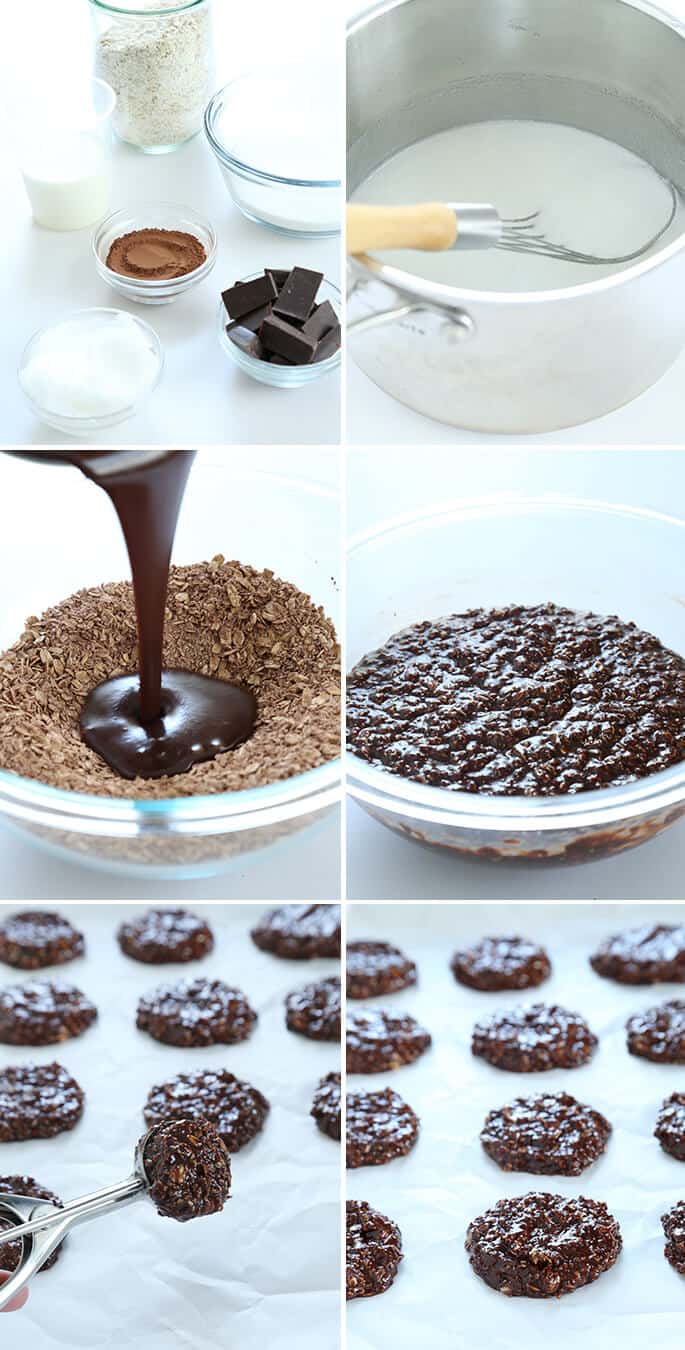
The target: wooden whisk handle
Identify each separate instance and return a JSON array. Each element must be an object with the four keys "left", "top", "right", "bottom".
[{"left": 346, "top": 202, "right": 458, "bottom": 255}]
